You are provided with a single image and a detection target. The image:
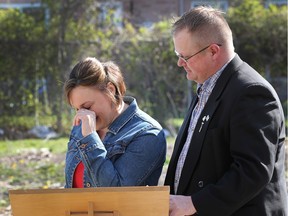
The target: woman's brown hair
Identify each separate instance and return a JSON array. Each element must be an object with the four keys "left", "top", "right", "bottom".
[{"left": 64, "top": 57, "right": 126, "bottom": 106}]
